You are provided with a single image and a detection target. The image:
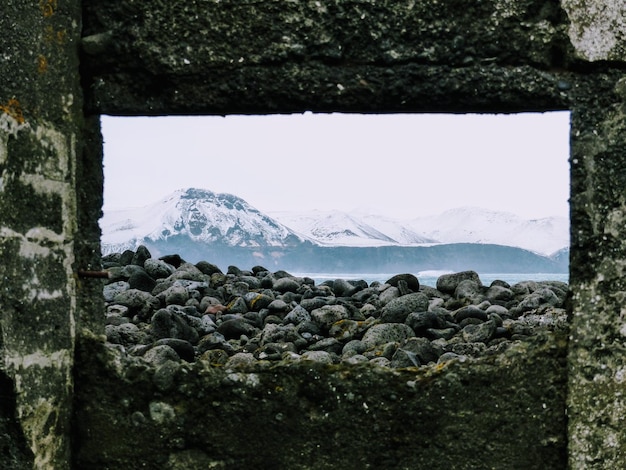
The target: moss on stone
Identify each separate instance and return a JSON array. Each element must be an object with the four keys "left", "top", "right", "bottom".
[{"left": 74, "top": 331, "right": 567, "bottom": 469}]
